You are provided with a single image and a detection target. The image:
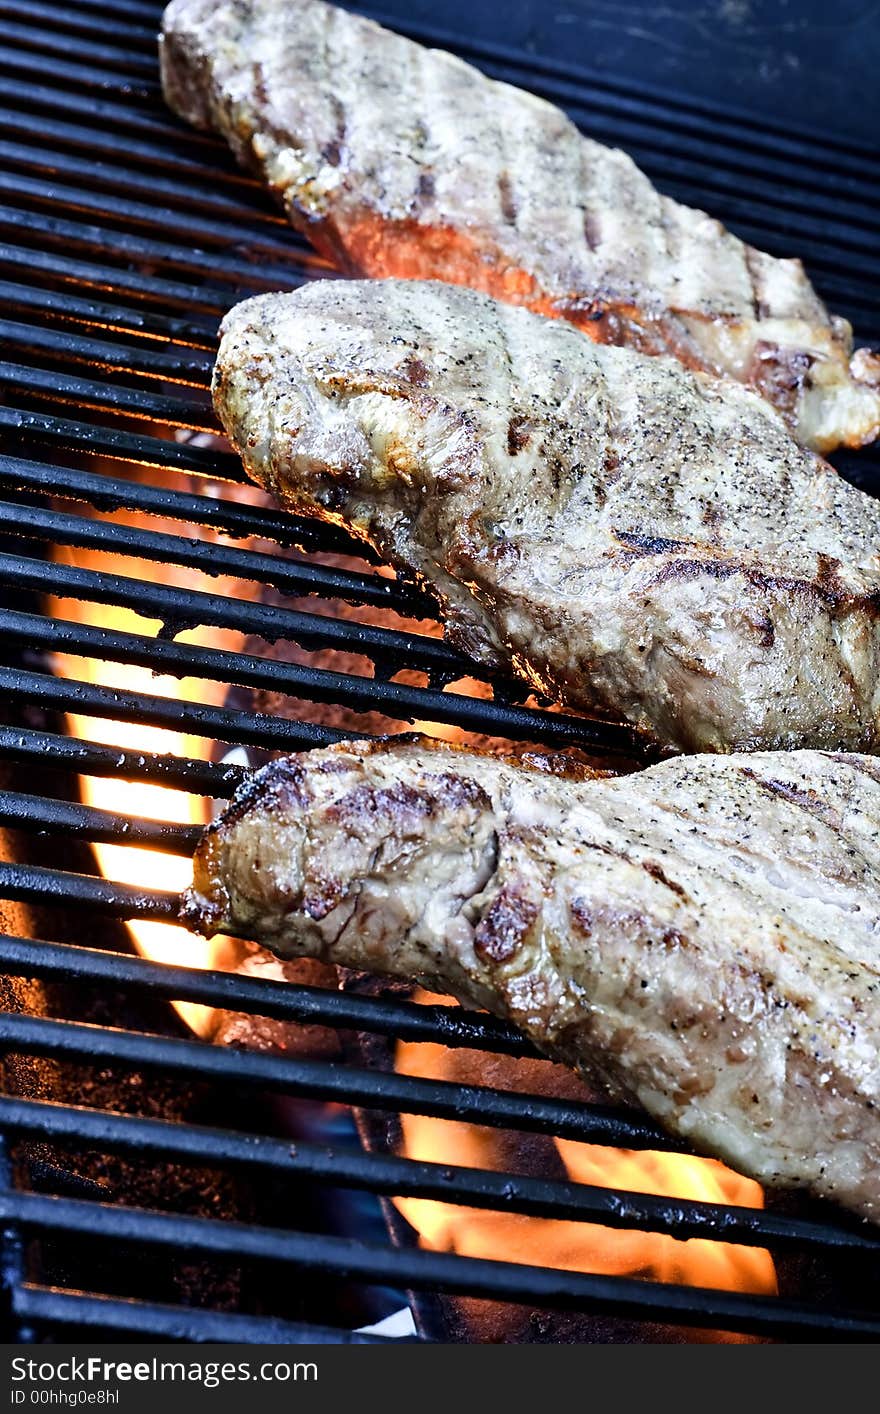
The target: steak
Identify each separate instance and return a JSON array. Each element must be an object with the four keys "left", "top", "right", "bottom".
[
  {"left": 159, "top": 0, "right": 880, "bottom": 453},
  {"left": 212, "top": 278, "right": 880, "bottom": 755},
  {"left": 183, "top": 736, "right": 880, "bottom": 1224}
]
